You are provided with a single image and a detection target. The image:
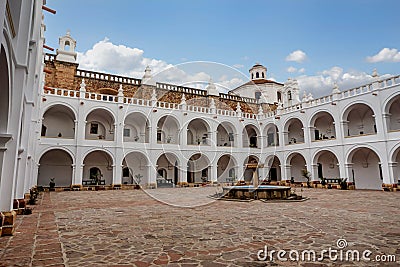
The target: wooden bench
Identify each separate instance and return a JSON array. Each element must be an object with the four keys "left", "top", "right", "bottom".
[
  {"left": 325, "top": 178, "right": 340, "bottom": 184},
  {"left": 82, "top": 179, "right": 106, "bottom": 185}
]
